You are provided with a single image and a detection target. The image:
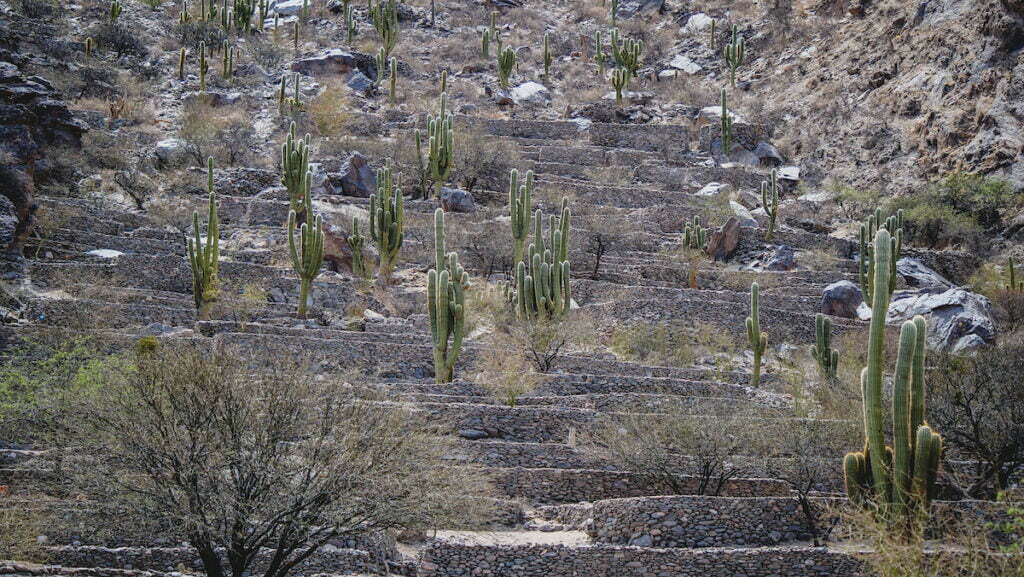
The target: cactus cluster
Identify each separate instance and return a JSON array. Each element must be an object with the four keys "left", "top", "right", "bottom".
[
  {"left": 509, "top": 169, "right": 534, "bottom": 265},
  {"left": 515, "top": 199, "right": 571, "bottom": 320},
  {"left": 761, "top": 169, "right": 780, "bottom": 240},
  {"left": 611, "top": 67, "right": 628, "bottom": 106},
  {"left": 811, "top": 313, "right": 839, "bottom": 380},
  {"left": 281, "top": 122, "right": 311, "bottom": 218},
  {"left": 497, "top": 45, "right": 515, "bottom": 88},
  {"left": 369, "top": 164, "right": 404, "bottom": 284},
  {"left": 425, "top": 92, "right": 454, "bottom": 197},
  {"left": 221, "top": 40, "right": 234, "bottom": 79},
  {"left": 287, "top": 177, "right": 324, "bottom": 317},
  {"left": 110, "top": 0, "right": 123, "bottom": 21},
  {"left": 610, "top": 29, "right": 642, "bottom": 78},
  {"left": 858, "top": 208, "right": 903, "bottom": 305},
  {"left": 348, "top": 217, "right": 368, "bottom": 279},
  {"left": 279, "top": 73, "right": 302, "bottom": 114},
  {"left": 186, "top": 158, "right": 220, "bottom": 321},
  {"left": 428, "top": 208, "right": 468, "bottom": 383},
  {"left": 683, "top": 216, "right": 706, "bottom": 250},
  {"left": 844, "top": 229, "right": 942, "bottom": 521},
  {"left": 723, "top": 24, "right": 744, "bottom": 87},
  {"left": 371, "top": 0, "right": 399, "bottom": 62},
  {"left": 746, "top": 282, "right": 768, "bottom": 388}
]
